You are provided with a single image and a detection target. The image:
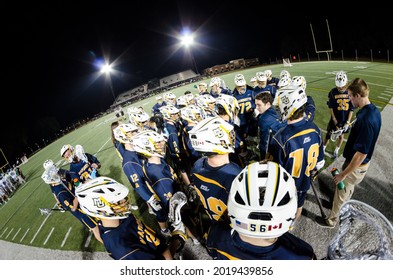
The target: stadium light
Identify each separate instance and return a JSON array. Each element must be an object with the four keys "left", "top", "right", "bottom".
[
  {"left": 100, "top": 63, "right": 116, "bottom": 101},
  {"left": 180, "top": 33, "right": 199, "bottom": 74}
]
